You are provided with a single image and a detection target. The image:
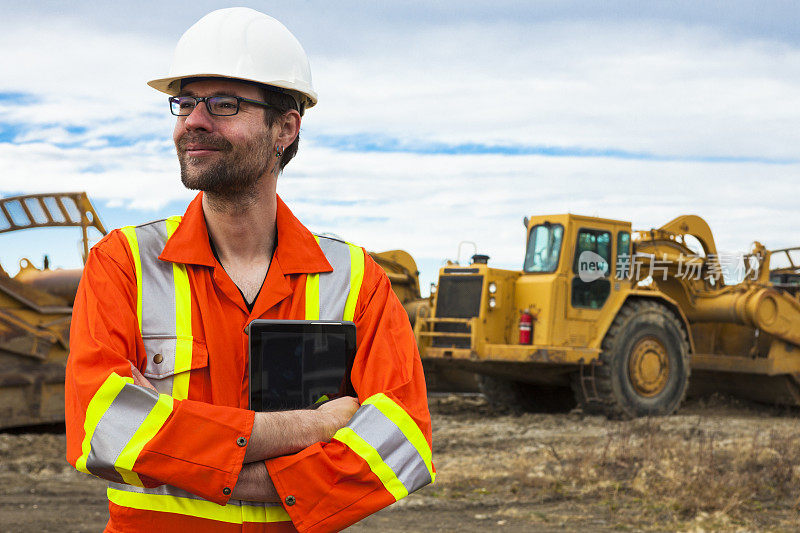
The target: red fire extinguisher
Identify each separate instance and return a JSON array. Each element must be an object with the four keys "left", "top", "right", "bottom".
[{"left": 519, "top": 310, "right": 533, "bottom": 345}]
